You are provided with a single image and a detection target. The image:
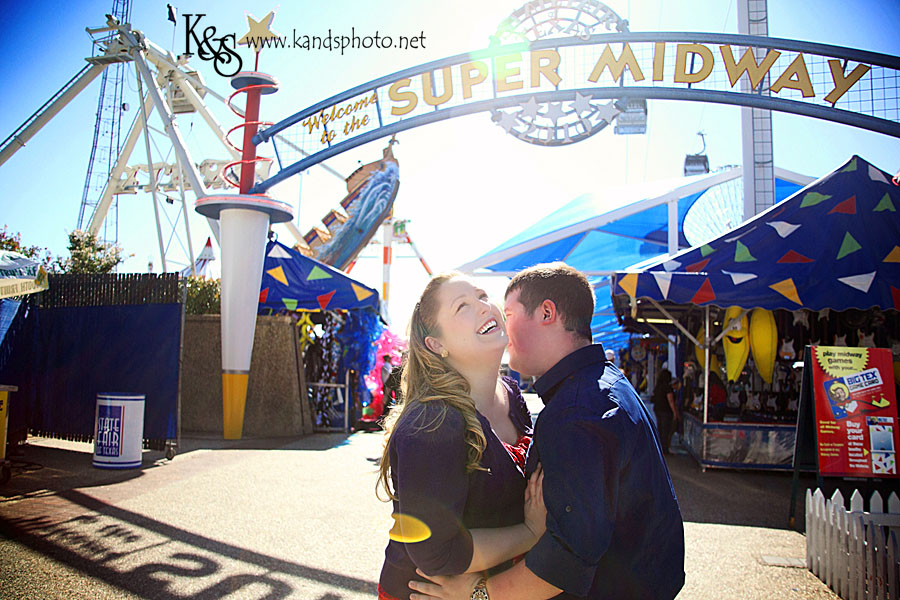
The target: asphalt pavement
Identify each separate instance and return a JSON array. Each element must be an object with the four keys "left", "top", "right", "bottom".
[{"left": 0, "top": 425, "right": 838, "bottom": 599}]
